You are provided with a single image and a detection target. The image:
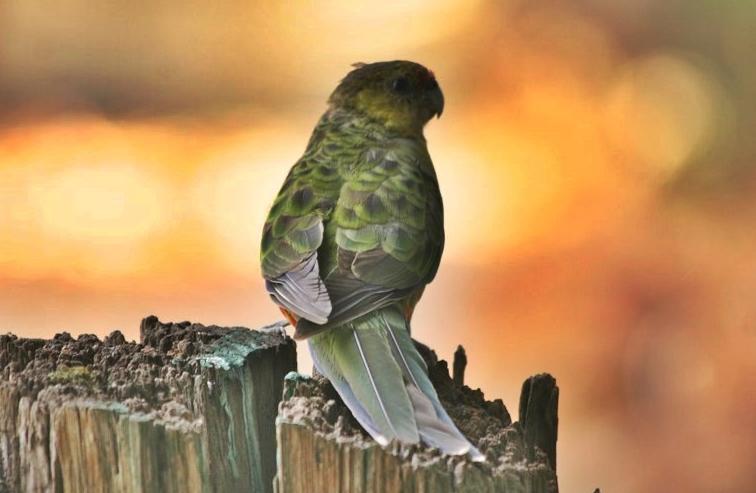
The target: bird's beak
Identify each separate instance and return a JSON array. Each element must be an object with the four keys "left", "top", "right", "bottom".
[{"left": 431, "top": 87, "right": 444, "bottom": 119}]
